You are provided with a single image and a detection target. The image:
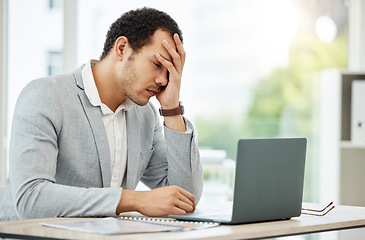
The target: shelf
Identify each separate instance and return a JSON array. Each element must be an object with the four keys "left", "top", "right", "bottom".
[{"left": 340, "top": 141, "right": 365, "bottom": 149}]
